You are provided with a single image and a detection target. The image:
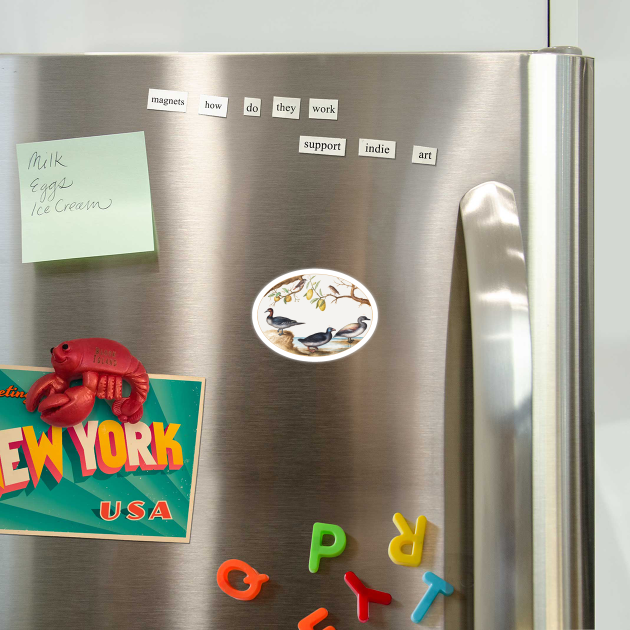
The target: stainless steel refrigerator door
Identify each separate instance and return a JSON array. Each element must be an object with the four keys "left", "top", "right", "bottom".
[{"left": 0, "top": 52, "right": 593, "bottom": 629}]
